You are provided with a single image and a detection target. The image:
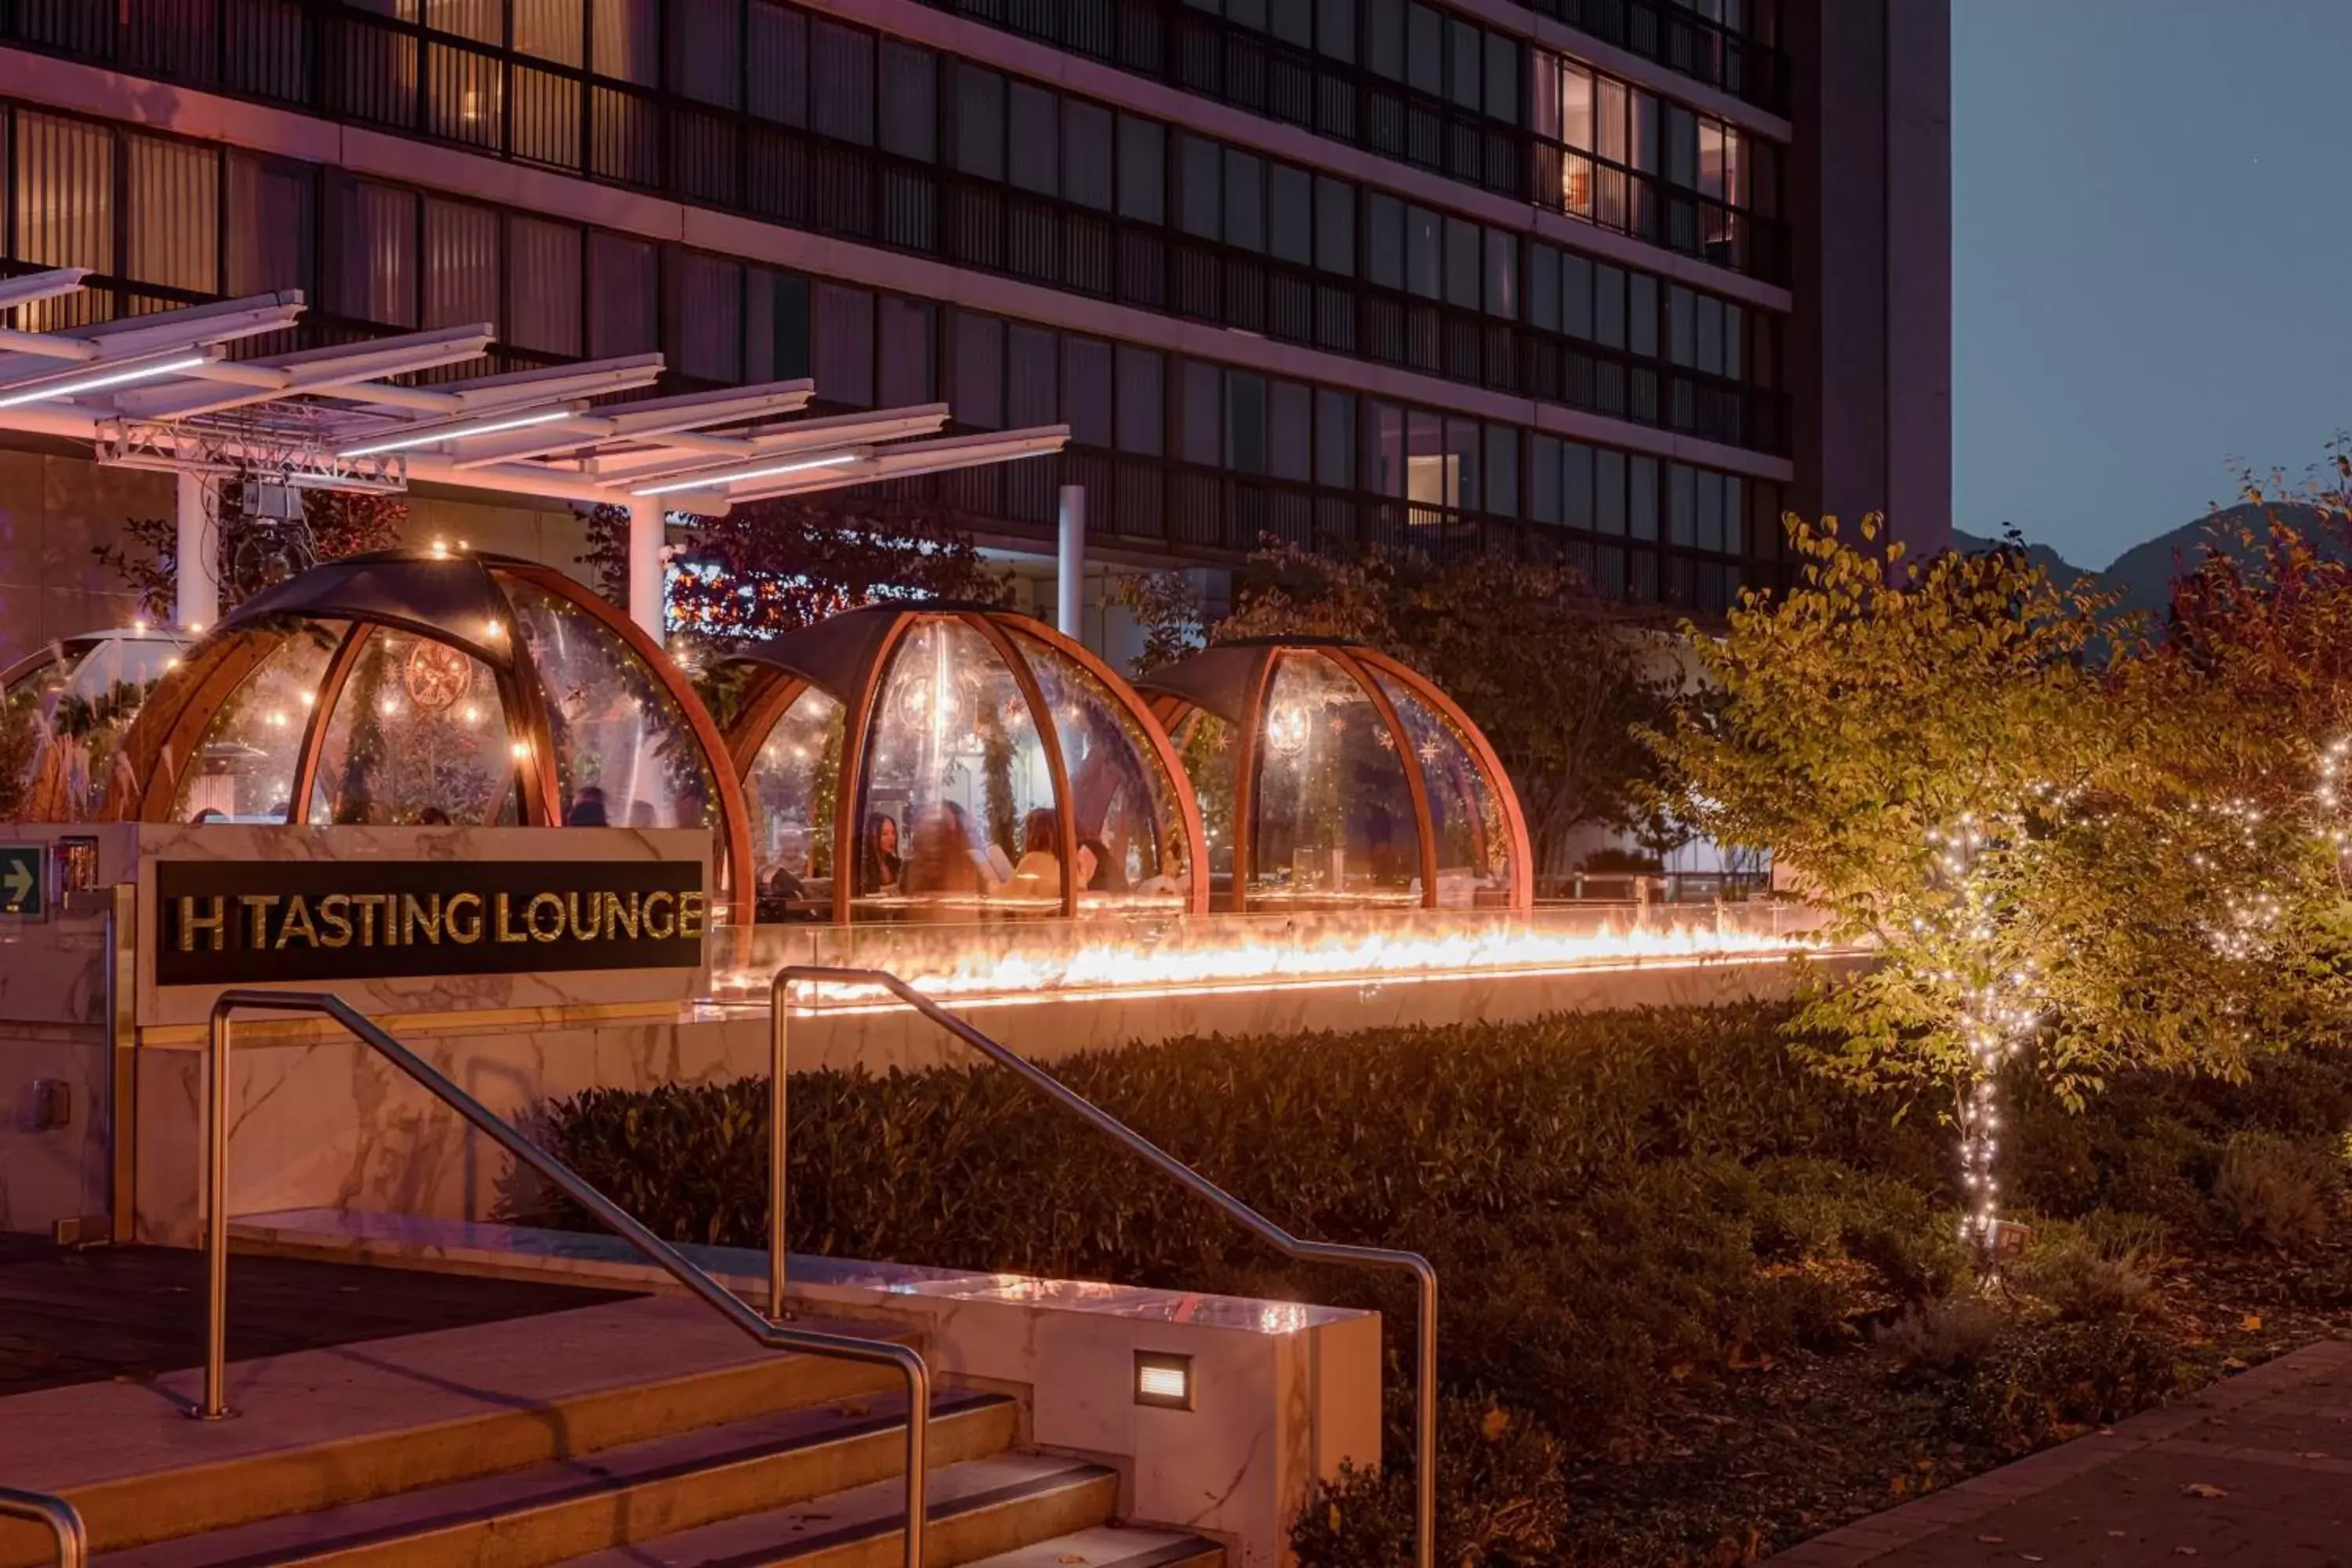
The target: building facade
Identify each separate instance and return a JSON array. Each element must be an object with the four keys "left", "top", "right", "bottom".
[{"left": 0, "top": 0, "right": 1947, "bottom": 662}]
